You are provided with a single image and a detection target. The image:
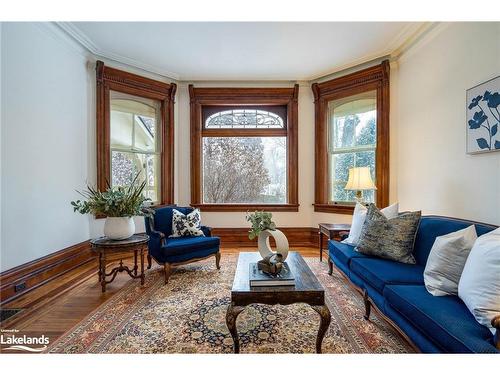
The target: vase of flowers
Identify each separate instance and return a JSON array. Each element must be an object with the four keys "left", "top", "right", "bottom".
[
  {"left": 246, "top": 211, "right": 289, "bottom": 261},
  {"left": 71, "top": 174, "right": 153, "bottom": 240}
]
